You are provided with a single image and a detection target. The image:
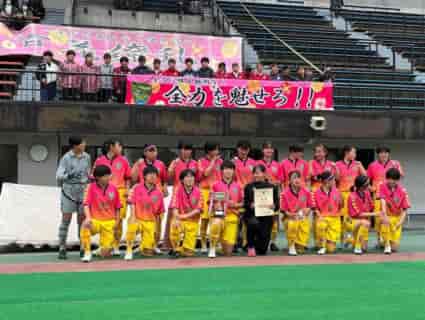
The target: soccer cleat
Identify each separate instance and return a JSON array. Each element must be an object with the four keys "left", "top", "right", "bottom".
[
  {"left": 247, "top": 248, "right": 256, "bottom": 257},
  {"left": 111, "top": 248, "right": 121, "bottom": 256},
  {"left": 270, "top": 243, "right": 279, "bottom": 252},
  {"left": 288, "top": 245, "right": 297, "bottom": 256},
  {"left": 81, "top": 252, "right": 92, "bottom": 263},
  {"left": 208, "top": 247, "right": 216, "bottom": 259},
  {"left": 317, "top": 247, "right": 326, "bottom": 255},
  {"left": 384, "top": 245, "right": 392, "bottom": 255},
  {"left": 168, "top": 250, "right": 179, "bottom": 259},
  {"left": 200, "top": 246, "right": 208, "bottom": 254},
  {"left": 154, "top": 247, "right": 162, "bottom": 255},
  {"left": 124, "top": 250, "right": 133, "bottom": 261},
  {"left": 354, "top": 247, "right": 363, "bottom": 255},
  {"left": 58, "top": 248, "right": 67, "bottom": 260},
  {"left": 92, "top": 248, "right": 101, "bottom": 257}
]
